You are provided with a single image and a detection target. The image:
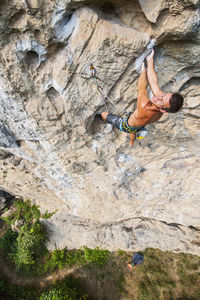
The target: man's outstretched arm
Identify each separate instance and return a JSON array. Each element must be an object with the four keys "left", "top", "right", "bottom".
[
  {"left": 137, "top": 63, "right": 149, "bottom": 108},
  {"left": 146, "top": 50, "right": 163, "bottom": 97}
]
